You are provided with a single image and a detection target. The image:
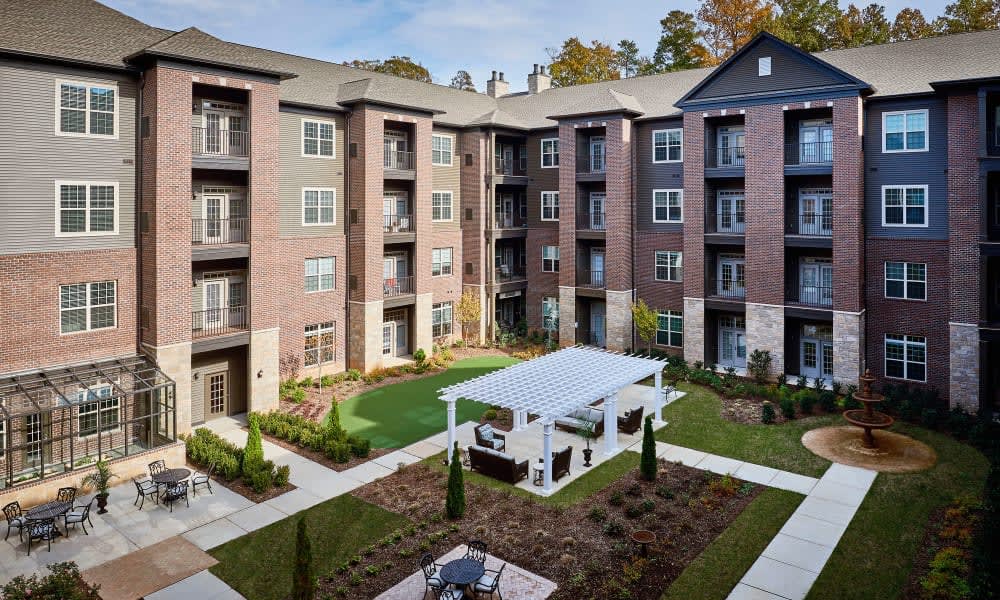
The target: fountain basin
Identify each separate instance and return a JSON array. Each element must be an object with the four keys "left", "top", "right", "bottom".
[{"left": 843, "top": 409, "right": 893, "bottom": 429}]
